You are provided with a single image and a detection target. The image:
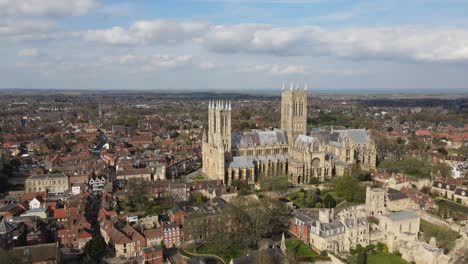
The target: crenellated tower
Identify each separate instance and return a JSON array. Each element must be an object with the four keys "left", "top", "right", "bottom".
[
  {"left": 202, "top": 100, "right": 232, "bottom": 182},
  {"left": 281, "top": 82, "right": 308, "bottom": 142}
]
